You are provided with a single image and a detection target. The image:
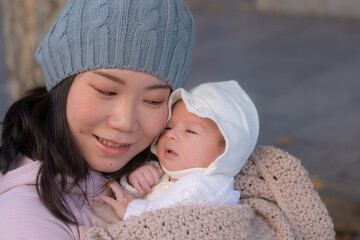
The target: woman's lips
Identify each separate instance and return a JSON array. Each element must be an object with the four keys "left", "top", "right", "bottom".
[
  {"left": 94, "top": 135, "right": 131, "bottom": 156},
  {"left": 97, "top": 136, "right": 128, "bottom": 148}
]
